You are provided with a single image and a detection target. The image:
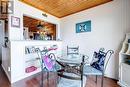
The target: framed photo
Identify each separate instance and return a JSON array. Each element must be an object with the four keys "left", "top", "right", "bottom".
[
  {"left": 11, "top": 16, "right": 20, "bottom": 28},
  {"left": 1, "top": 1, "right": 8, "bottom": 14},
  {"left": 76, "top": 20, "right": 91, "bottom": 33},
  {"left": 1, "top": 1, "right": 14, "bottom": 14}
]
